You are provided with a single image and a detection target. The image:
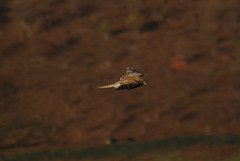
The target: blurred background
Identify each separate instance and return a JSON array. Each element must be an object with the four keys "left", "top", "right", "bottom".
[{"left": 1, "top": 0, "right": 240, "bottom": 159}]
